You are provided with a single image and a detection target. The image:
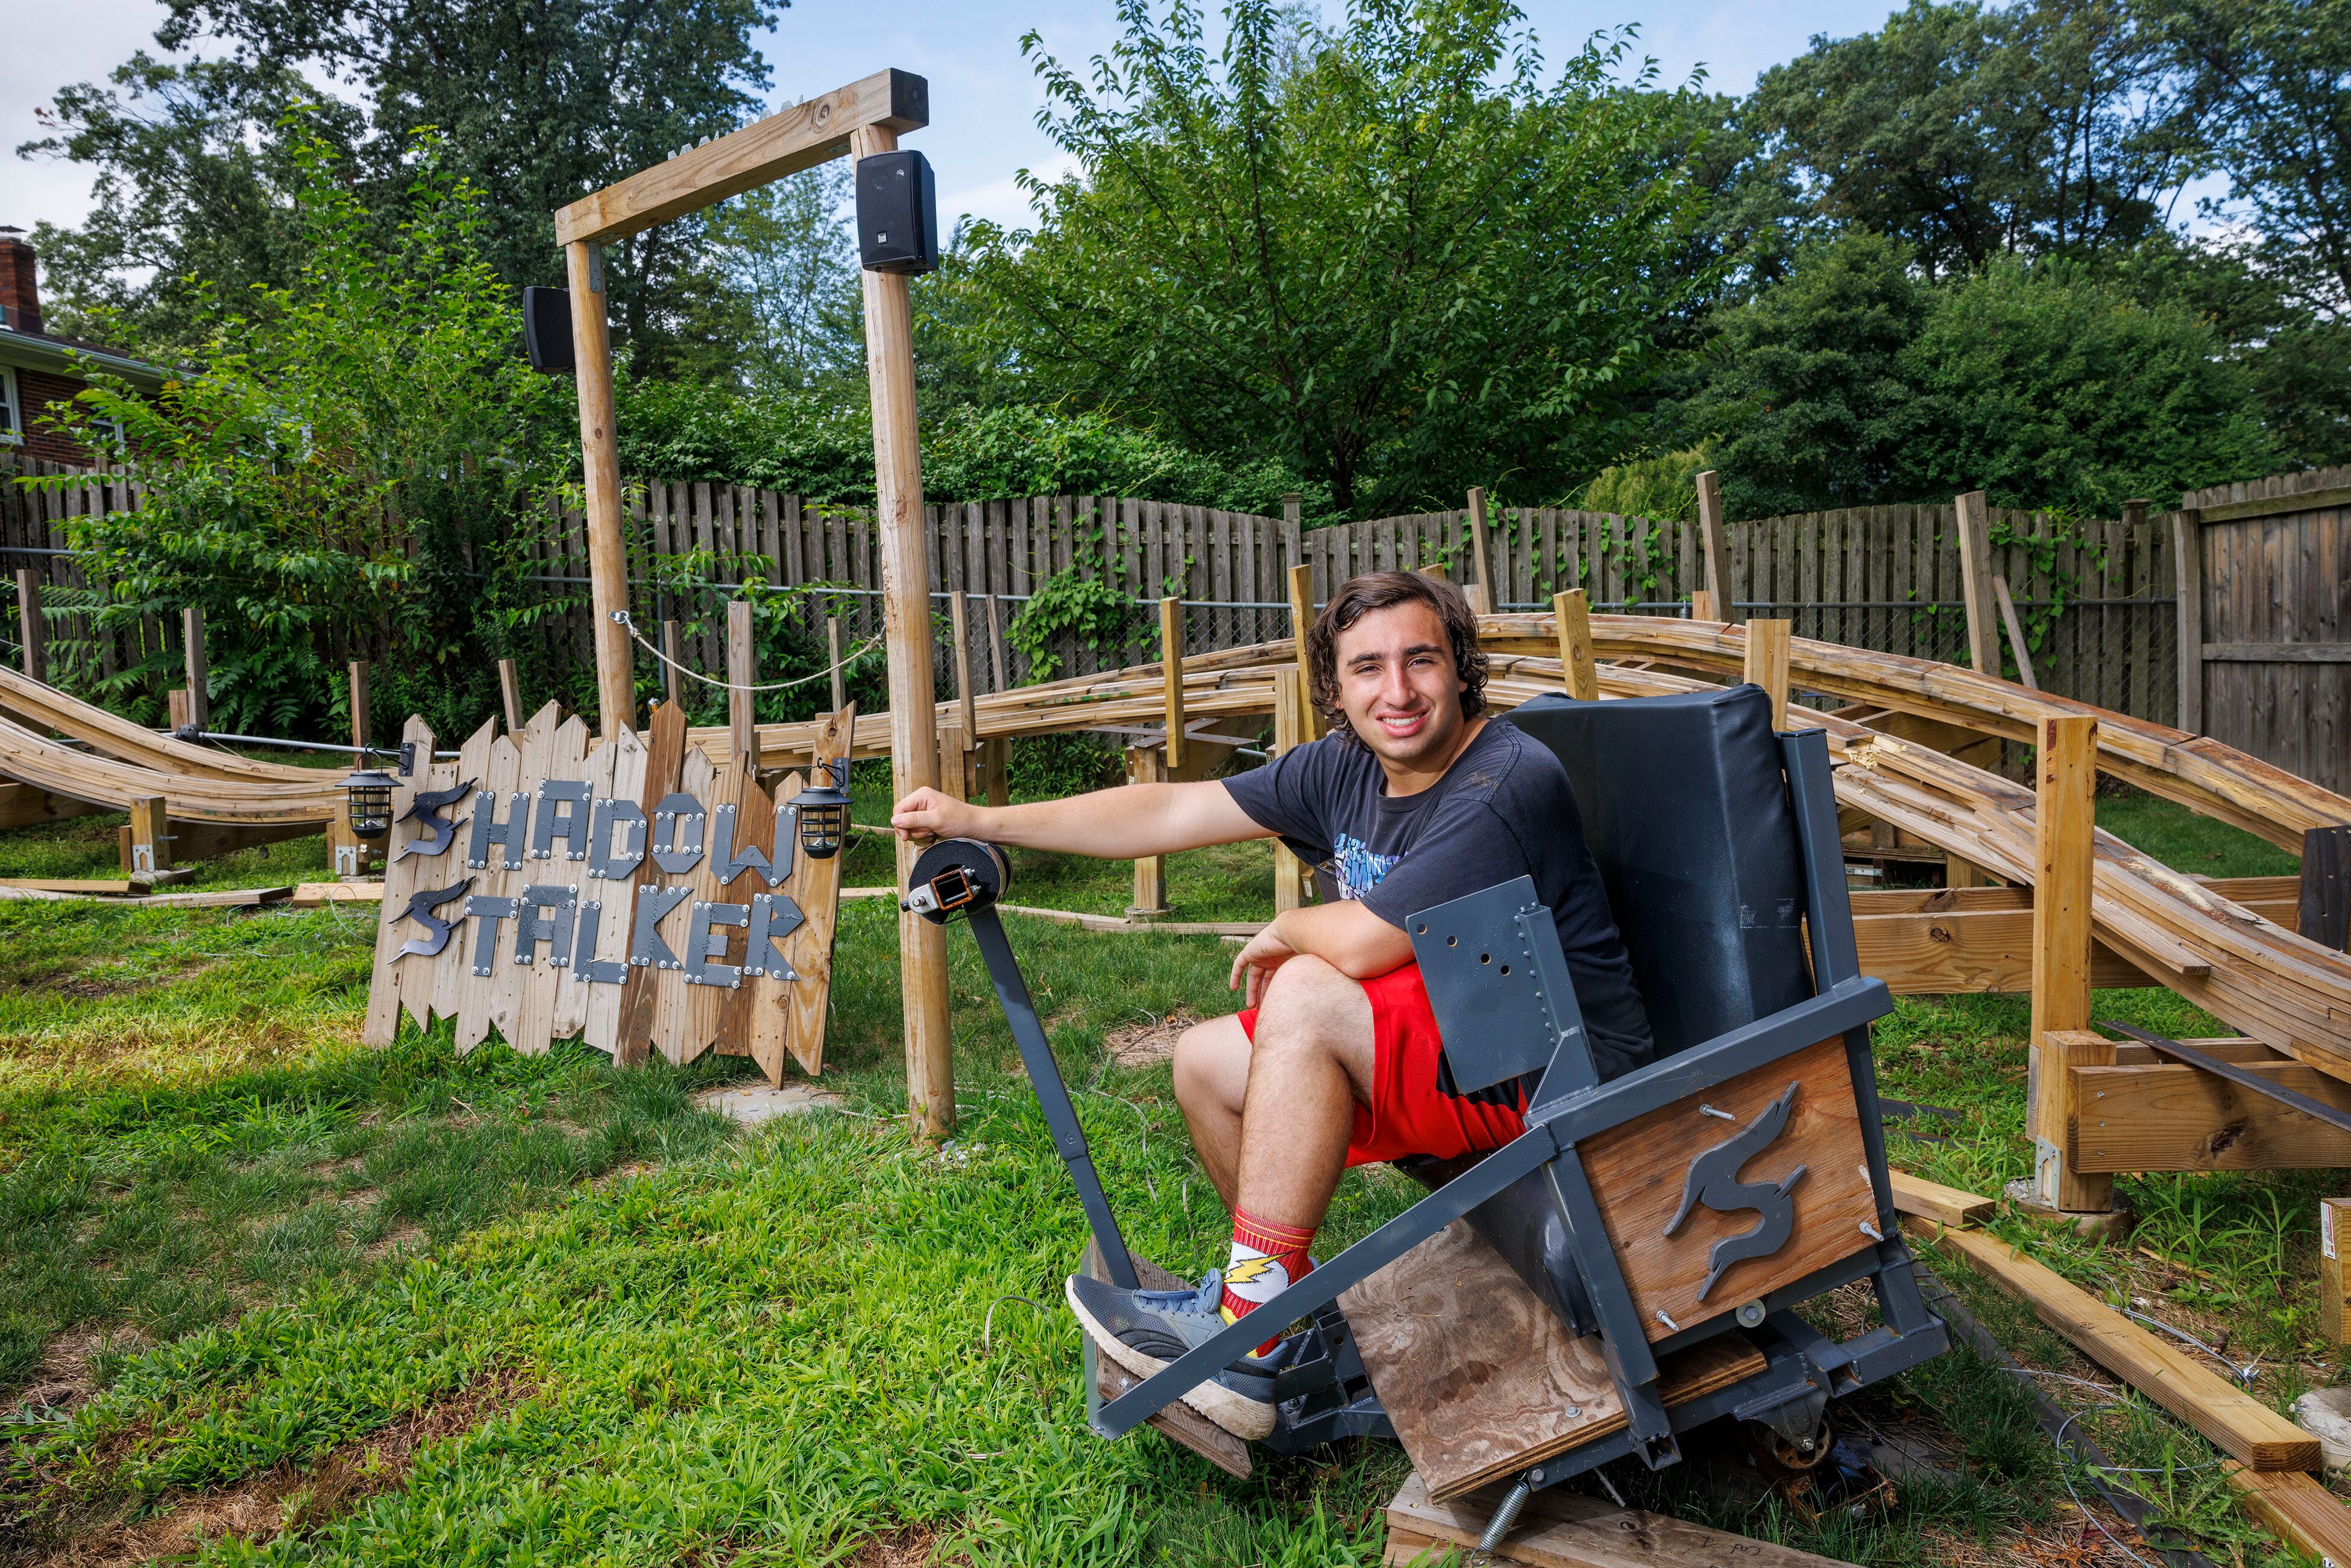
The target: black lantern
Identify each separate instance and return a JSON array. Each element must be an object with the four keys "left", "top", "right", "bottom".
[
  {"left": 797, "top": 758, "right": 852, "bottom": 861},
  {"left": 344, "top": 769, "right": 397, "bottom": 840}
]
